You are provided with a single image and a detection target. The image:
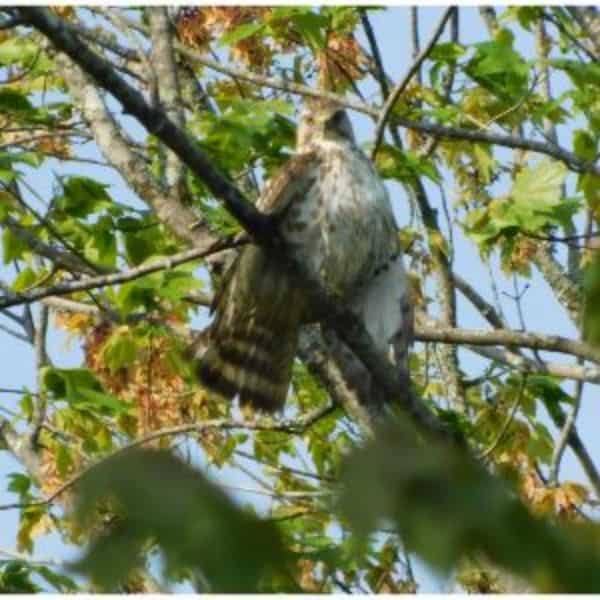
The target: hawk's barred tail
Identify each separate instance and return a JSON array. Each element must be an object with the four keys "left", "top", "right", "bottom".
[{"left": 192, "top": 245, "right": 307, "bottom": 412}]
